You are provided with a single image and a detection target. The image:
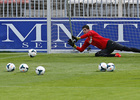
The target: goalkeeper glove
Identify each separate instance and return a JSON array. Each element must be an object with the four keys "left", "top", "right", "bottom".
[
  {"left": 68, "top": 39, "right": 77, "bottom": 48},
  {"left": 72, "top": 35, "right": 80, "bottom": 42}
]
